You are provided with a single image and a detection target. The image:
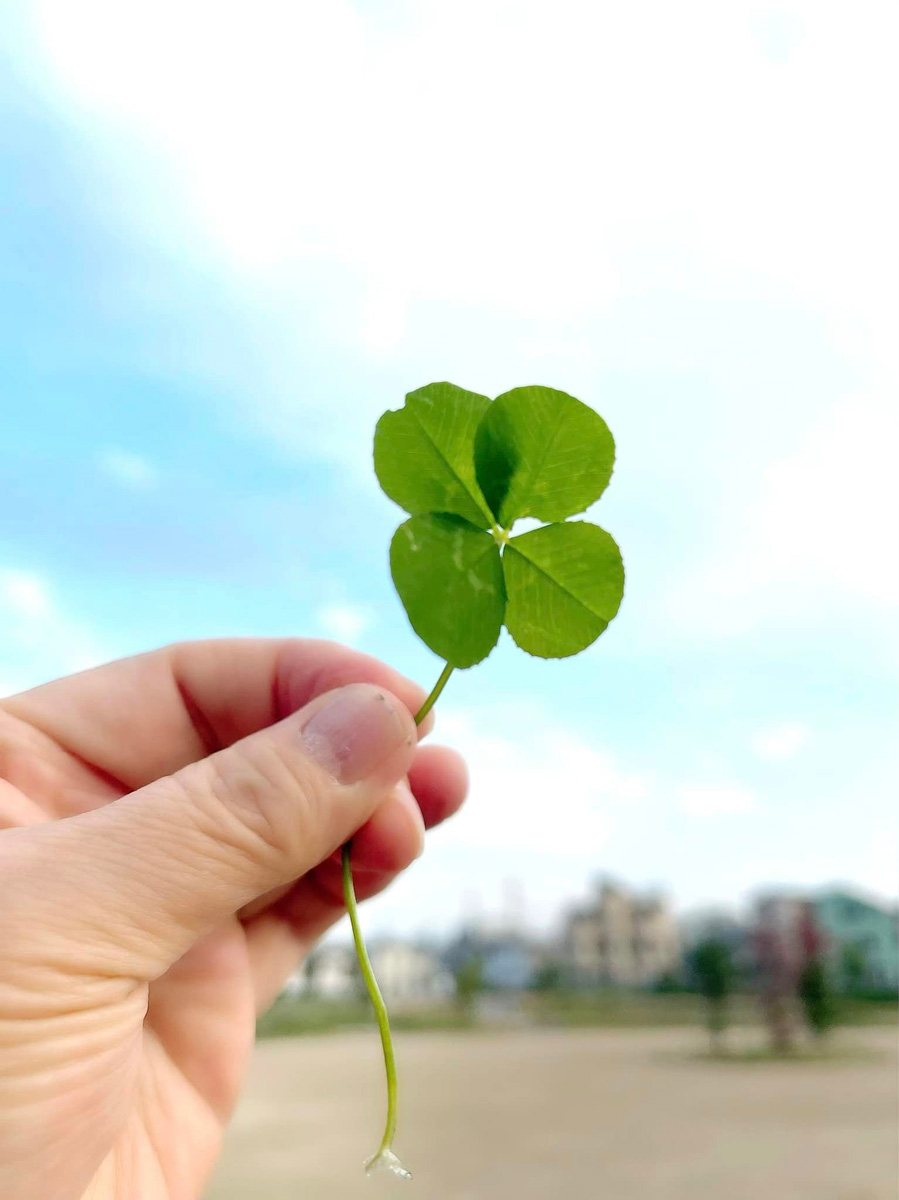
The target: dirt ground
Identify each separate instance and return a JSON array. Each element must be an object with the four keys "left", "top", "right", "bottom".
[{"left": 206, "top": 1027, "right": 897, "bottom": 1200}]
